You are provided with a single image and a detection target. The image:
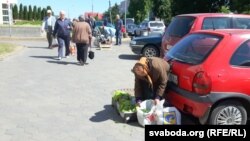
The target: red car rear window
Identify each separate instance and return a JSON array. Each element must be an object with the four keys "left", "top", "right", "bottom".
[
  {"left": 166, "top": 33, "right": 222, "bottom": 64},
  {"left": 166, "top": 16, "right": 195, "bottom": 37}
]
